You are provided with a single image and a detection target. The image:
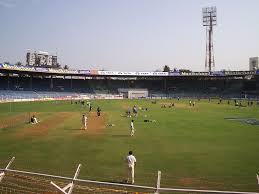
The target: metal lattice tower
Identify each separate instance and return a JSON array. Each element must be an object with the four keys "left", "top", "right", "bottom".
[{"left": 202, "top": 6, "right": 217, "bottom": 72}]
